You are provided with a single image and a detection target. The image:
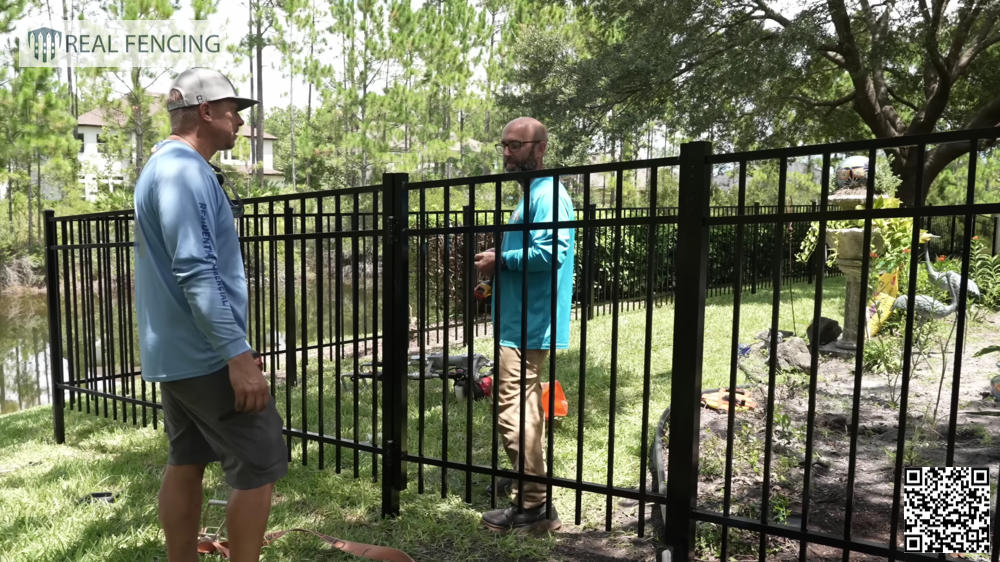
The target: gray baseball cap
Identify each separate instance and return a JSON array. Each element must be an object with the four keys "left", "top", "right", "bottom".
[{"left": 166, "top": 67, "right": 258, "bottom": 111}]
